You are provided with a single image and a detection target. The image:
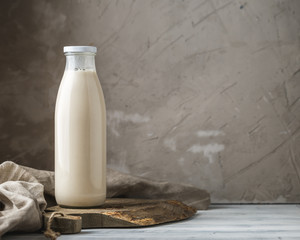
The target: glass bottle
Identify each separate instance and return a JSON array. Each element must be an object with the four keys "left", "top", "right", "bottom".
[{"left": 55, "top": 46, "right": 106, "bottom": 207}]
